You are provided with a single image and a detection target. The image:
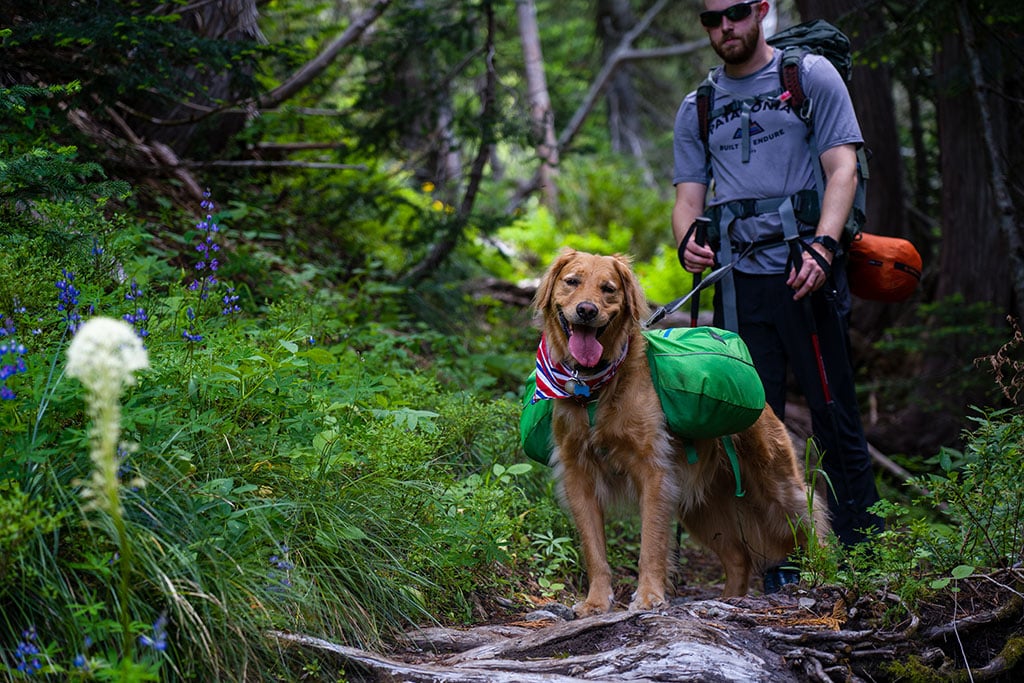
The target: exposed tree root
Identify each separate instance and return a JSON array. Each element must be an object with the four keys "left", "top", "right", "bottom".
[{"left": 269, "top": 572, "right": 1024, "bottom": 681}]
